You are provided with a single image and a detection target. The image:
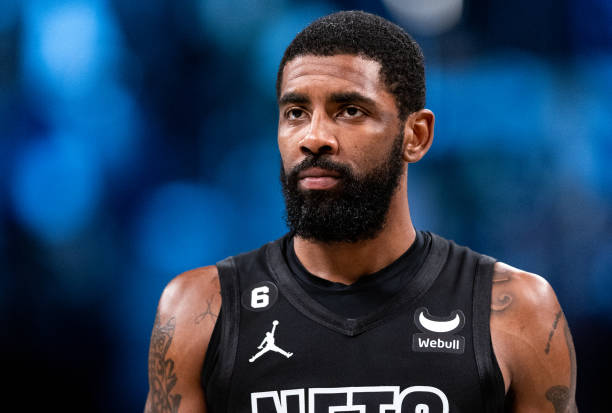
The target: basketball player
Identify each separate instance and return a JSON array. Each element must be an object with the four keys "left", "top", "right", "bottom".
[{"left": 145, "top": 11, "right": 577, "bottom": 413}]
